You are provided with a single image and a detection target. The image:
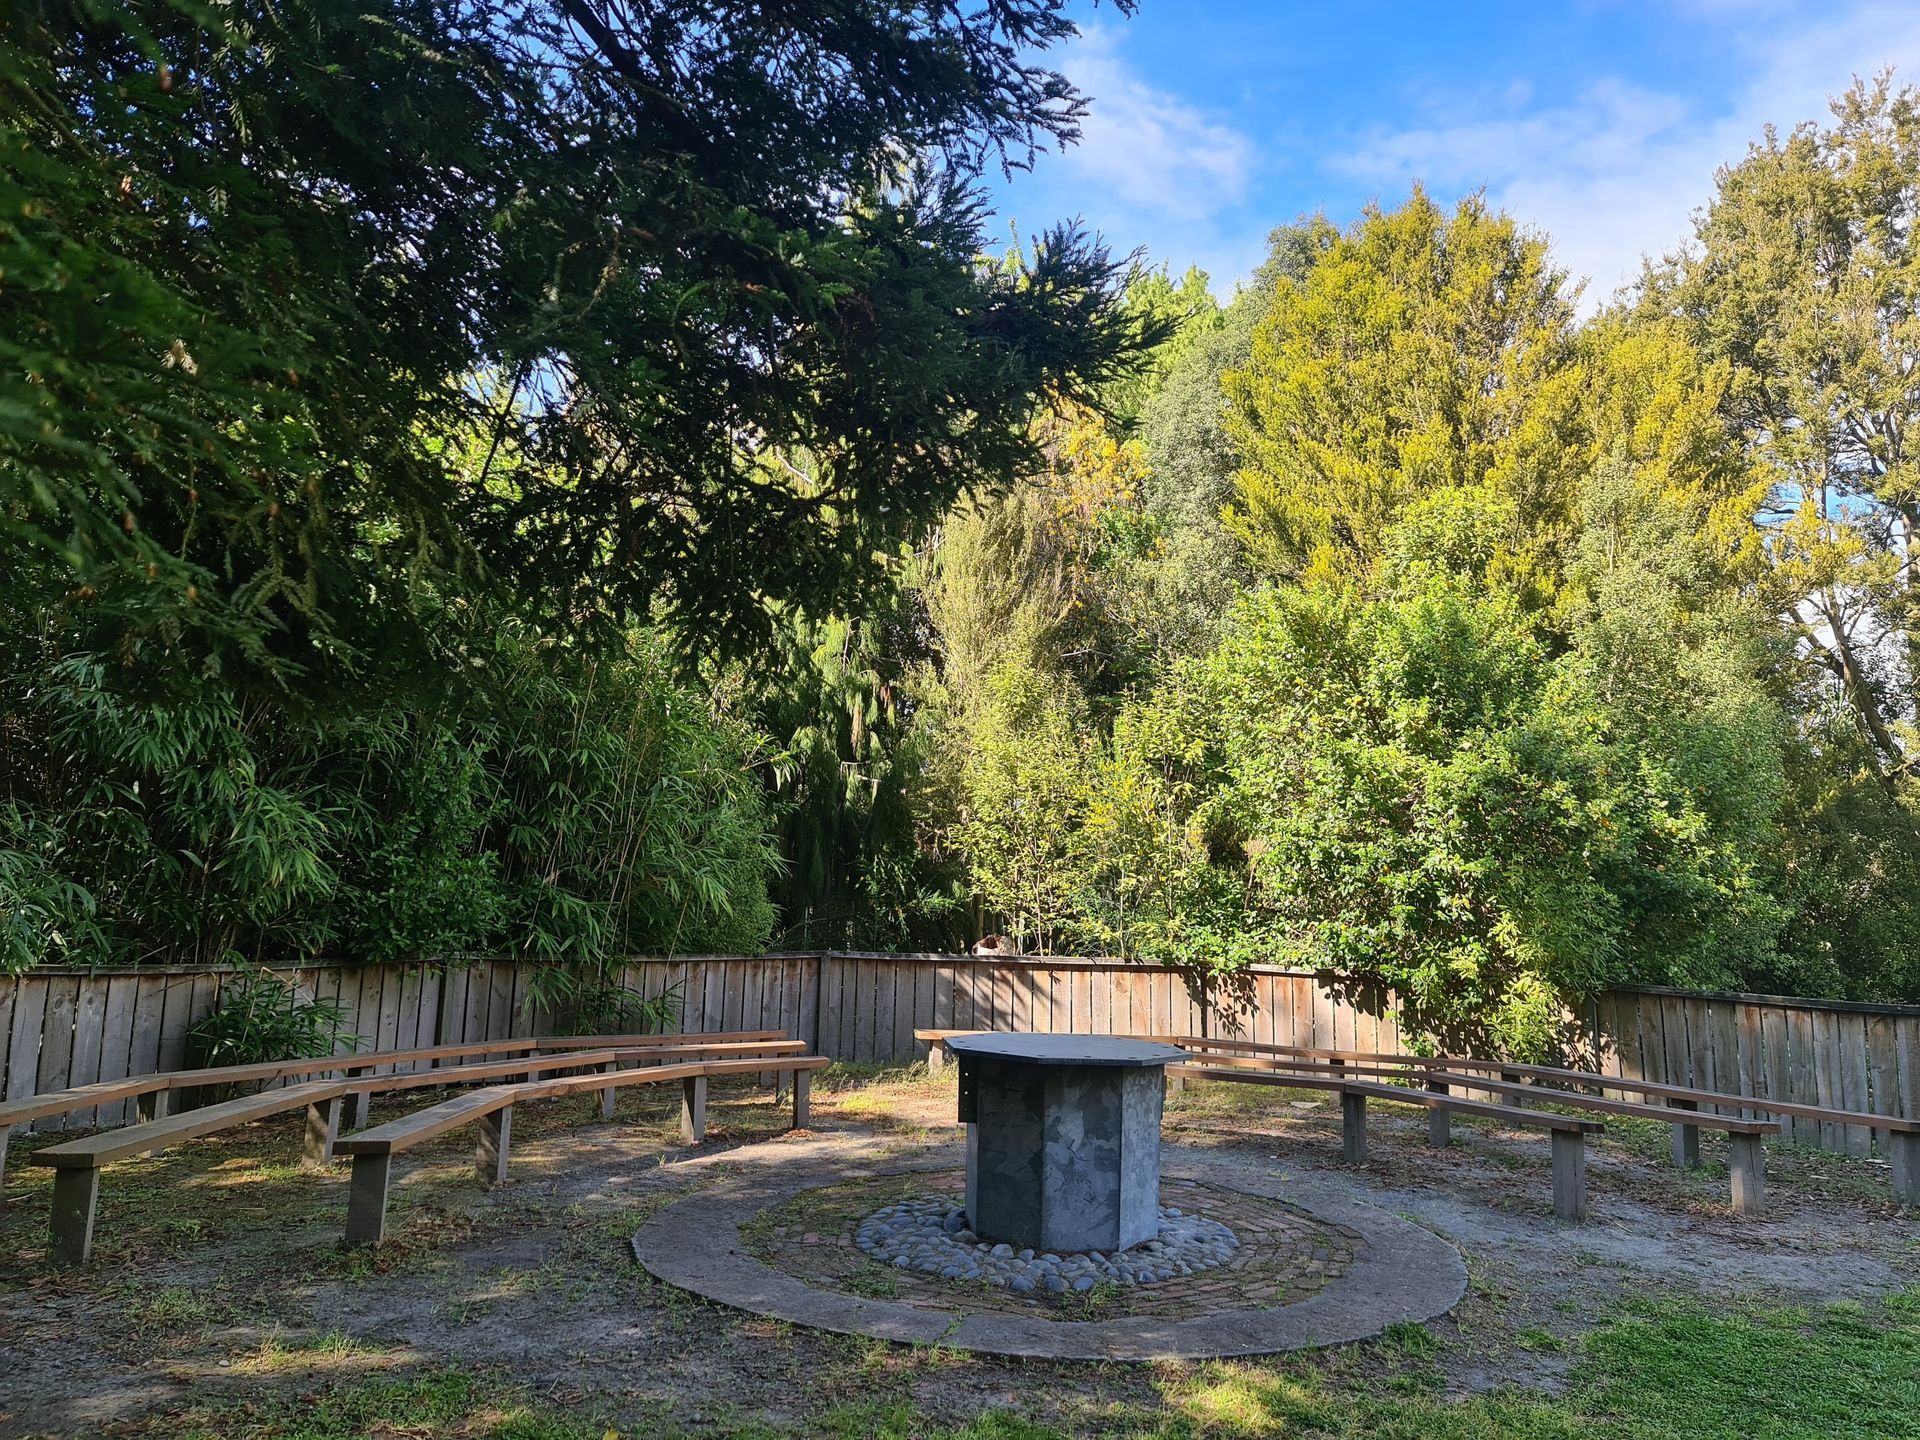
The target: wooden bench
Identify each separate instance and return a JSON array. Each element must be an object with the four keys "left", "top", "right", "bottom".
[
  {"left": 29, "top": 1079, "right": 354, "bottom": 1266},
  {"left": 1159, "top": 1034, "right": 1920, "bottom": 1212},
  {"left": 1179, "top": 1049, "right": 1782, "bottom": 1213},
  {"left": 1174, "top": 1063, "right": 1605, "bottom": 1219},
  {"left": 916, "top": 1029, "right": 978, "bottom": 1074},
  {"left": 1171, "top": 1036, "right": 1913, "bottom": 1209},
  {"left": 1398, "top": 1055, "right": 1920, "bottom": 1205},
  {"left": 925, "top": 1027, "right": 1906, "bottom": 1214},
  {"left": 24, "top": 1049, "right": 636, "bottom": 1265},
  {"left": 0, "top": 1028, "right": 794, "bottom": 1185},
  {"left": 24, "top": 1038, "right": 806, "bottom": 1264},
  {"left": 336, "top": 1054, "right": 829, "bottom": 1244},
  {"left": 317, "top": 1039, "right": 806, "bottom": 1160}
]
